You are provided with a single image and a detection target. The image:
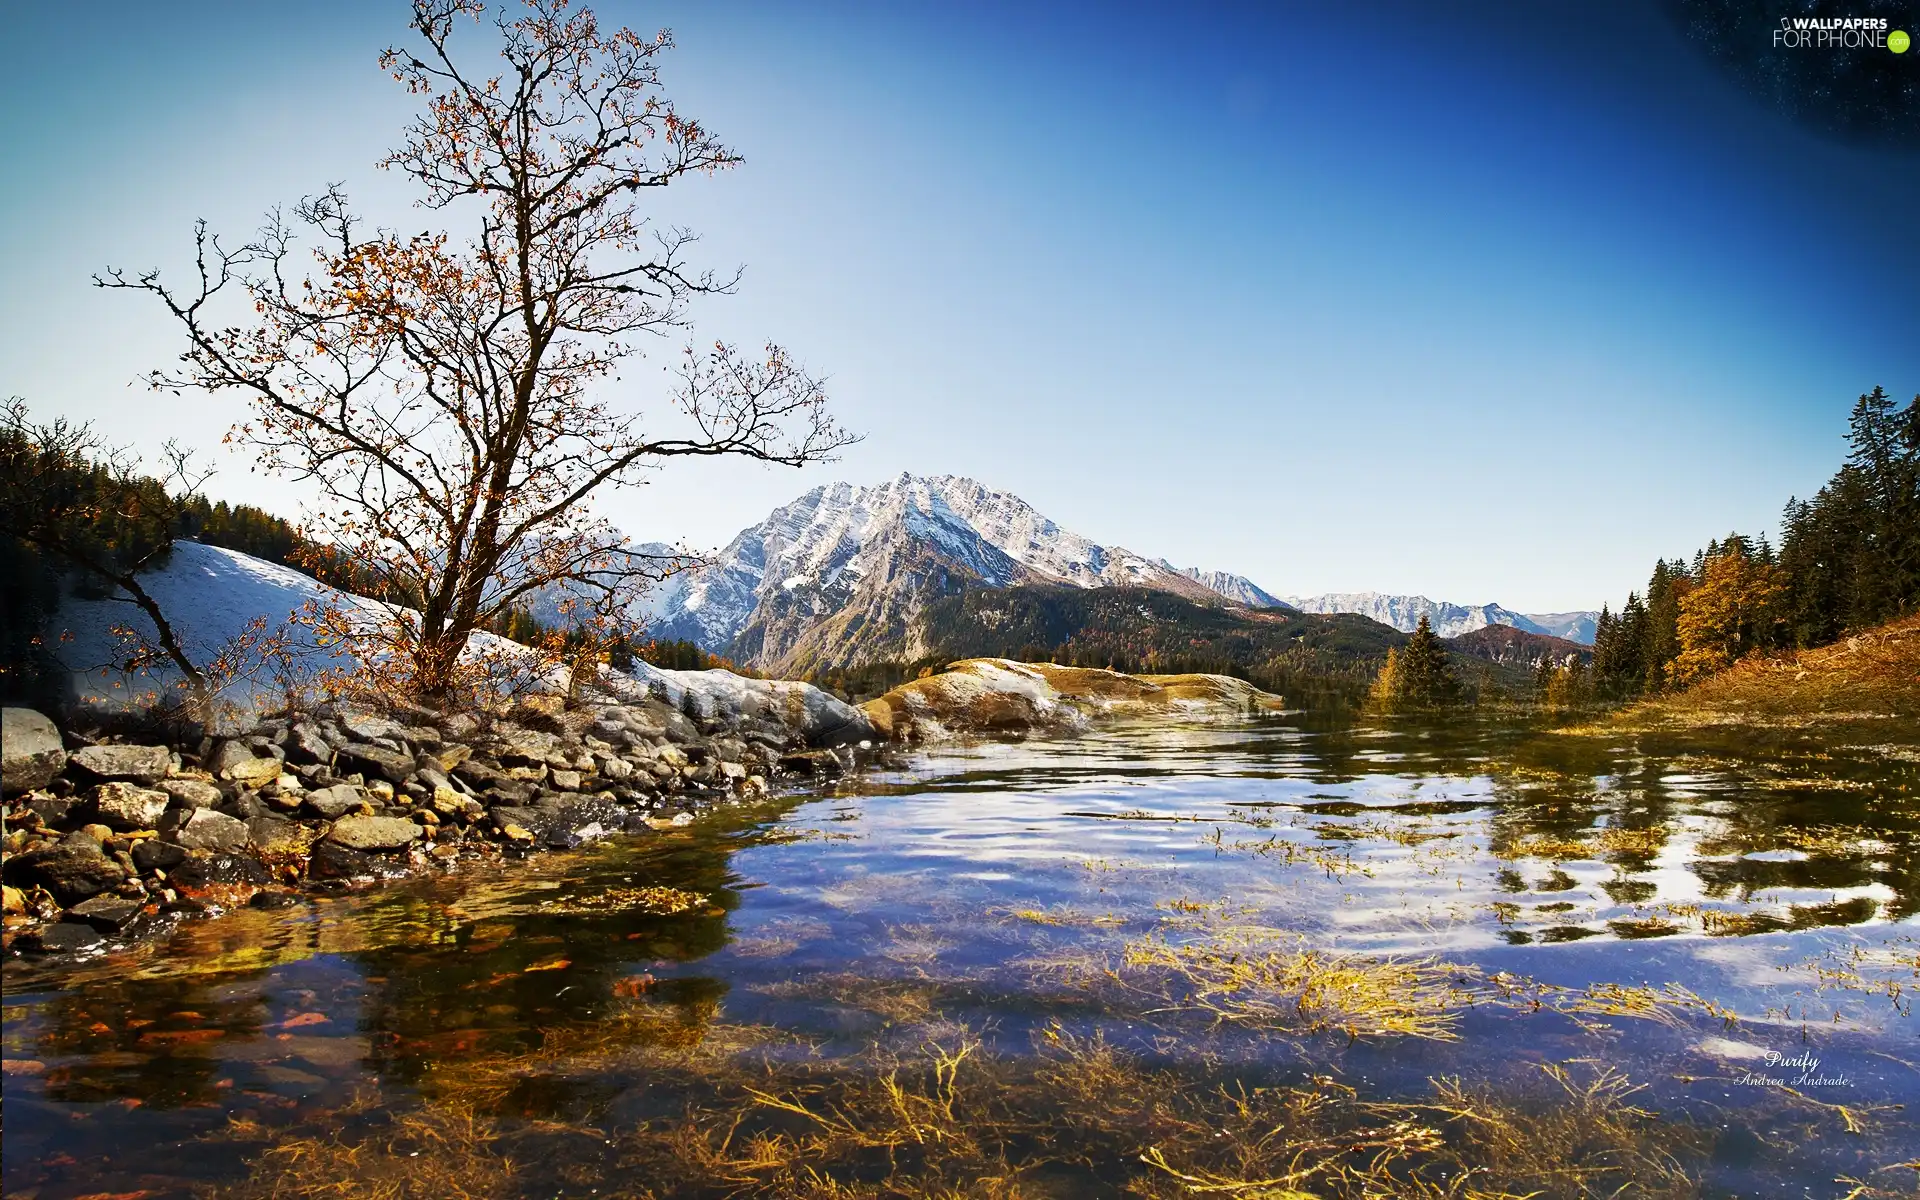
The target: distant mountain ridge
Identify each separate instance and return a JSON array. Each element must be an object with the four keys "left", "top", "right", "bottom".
[
  {"left": 621, "top": 473, "right": 1596, "bottom": 670},
  {"left": 1177, "top": 567, "right": 1289, "bottom": 609},
  {"left": 1282, "top": 592, "right": 1598, "bottom": 645}
]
